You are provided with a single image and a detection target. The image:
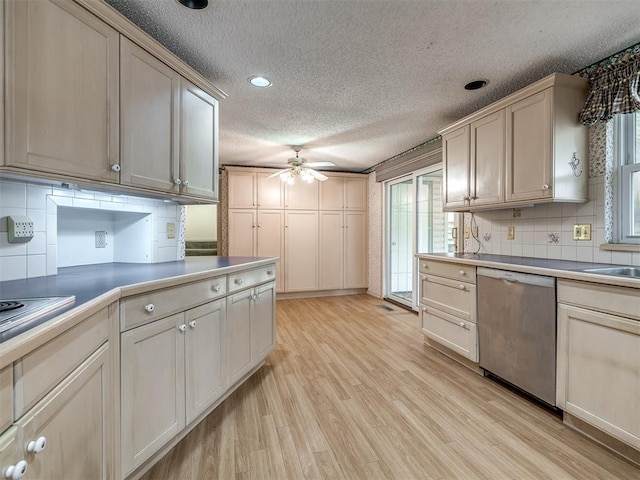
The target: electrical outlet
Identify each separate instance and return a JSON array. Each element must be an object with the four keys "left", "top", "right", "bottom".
[
  {"left": 167, "top": 223, "right": 176, "bottom": 239},
  {"left": 464, "top": 227, "right": 470, "bottom": 239},
  {"left": 8, "top": 215, "right": 34, "bottom": 243},
  {"left": 95, "top": 231, "right": 107, "bottom": 248},
  {"left": 507, "top": 226, "right": 515, "bottom": 240},
  {"left": 573, "top": 224, "right": 592, "bottom": 240}
]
